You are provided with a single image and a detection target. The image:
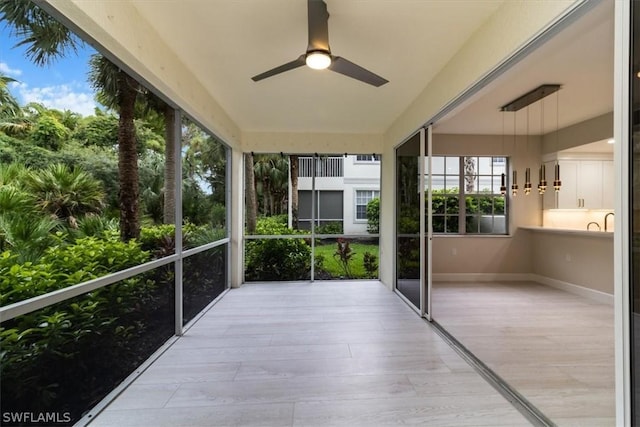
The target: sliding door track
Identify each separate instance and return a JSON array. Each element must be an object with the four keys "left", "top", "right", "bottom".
[{"left": 429, "top": 320, "right": 556, "bottom": 427}]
